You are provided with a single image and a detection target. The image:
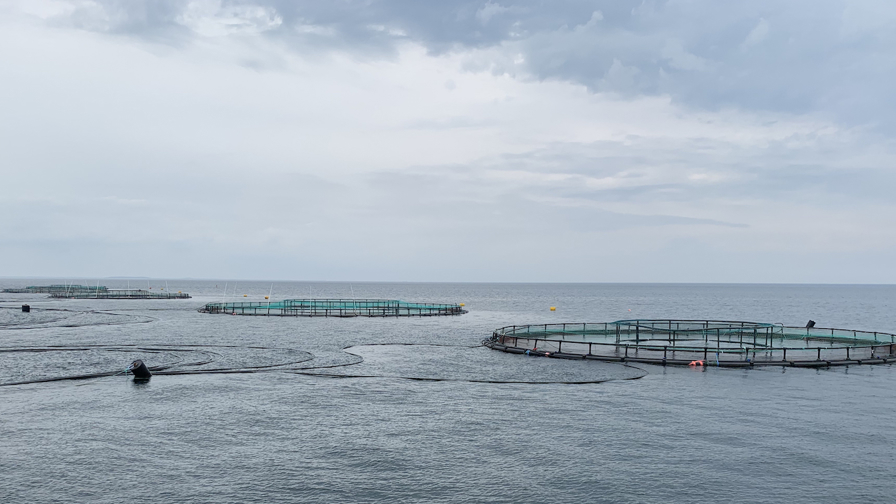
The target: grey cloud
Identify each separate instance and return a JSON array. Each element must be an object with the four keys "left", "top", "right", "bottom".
[
  {"left": 389, "top": 129, "right": 896, "bottom": 212},
  {"left": 362, "top": 170, "right": 748, "bottom": 243},
  {"left": 0, "top": 131, "right": 889, "bottom": 280},
  {"left": 49, "top": 1, "right": 896, "bottom": 128},
  {"left": 4, "top": 0, "right": 895, "bottom": 281},
  {"left": 63, "top": 0, "right": 193, "bottom": 43}
]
